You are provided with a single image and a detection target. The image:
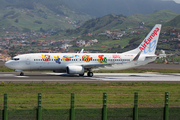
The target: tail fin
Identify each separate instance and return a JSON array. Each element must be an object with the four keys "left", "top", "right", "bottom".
[{"left": 124, "top": 24, "right": 161, "bottom": 55}]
